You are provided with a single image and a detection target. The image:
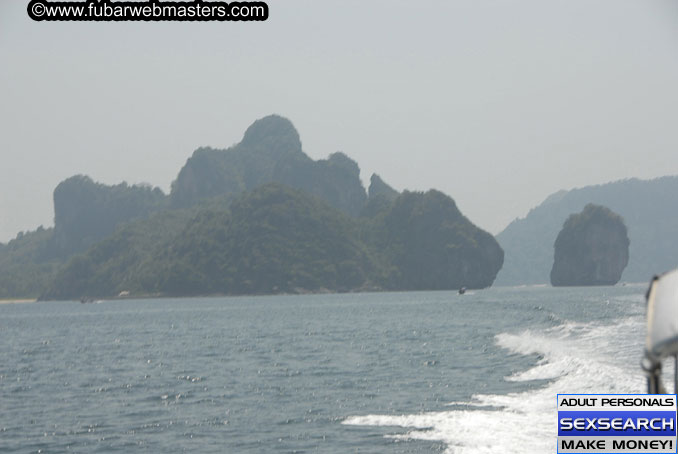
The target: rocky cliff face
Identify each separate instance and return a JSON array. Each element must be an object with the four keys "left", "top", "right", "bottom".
[
  {"left": 53, "top": 175, "right": 166, "bottom": 255},
  {"left": 368, "top": 174, "right": 398, "bottom": 201},
  {"left": 170, "top": 115, "right": 367, "bottom": 216},
  {"left": 496, "top": 176, "right": 678, "bottom": 285},
  {"left": 550, "top": 204, "right": 629, "bottom": 286},
  {"left": 43, "top": 185, "right": 506, "bottom": 299},
  {"left": 6, "top": 113, "right": 507, "bottom": 300},
  {"left": 372, "top": 190, "right": 504, "bottom": 290}
]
